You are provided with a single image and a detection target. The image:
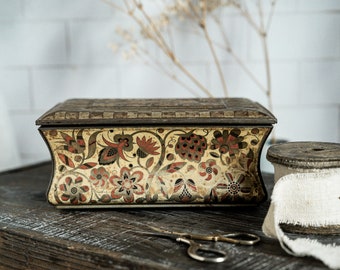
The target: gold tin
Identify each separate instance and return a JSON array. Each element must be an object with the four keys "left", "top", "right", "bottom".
[{"left": 36, "top": 98, "right": 276, "bottom": 208}]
